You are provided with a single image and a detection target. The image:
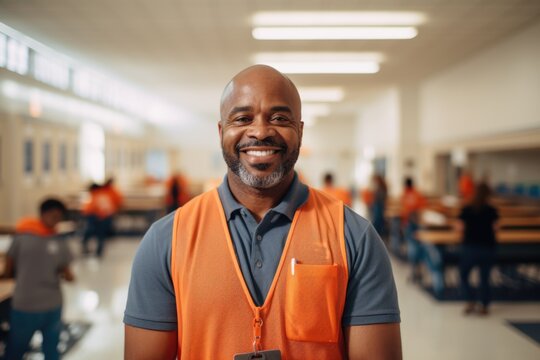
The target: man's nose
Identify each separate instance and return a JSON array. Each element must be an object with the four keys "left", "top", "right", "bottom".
[{"left": 246, "top": 118, "right": 276, "bottom": 139}]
